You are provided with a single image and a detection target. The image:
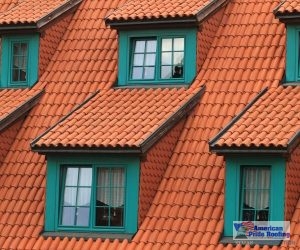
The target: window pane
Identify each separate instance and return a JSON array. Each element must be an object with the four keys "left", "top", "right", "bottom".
[
  {"left": 132, "top": 67, "right": 143, "bottom": 79},
  {"left": 61, "top": 207, "right": 76, "bottom": 226},
  {"left": 79, "top": 168, "right": 92, "bottom": 186},
  {"left": 77, "top": 187, "right": 91, "bottom": 206},
  {"left": 133, "top": 54, "right": 144, "bottom": 66},
  {"left": 134, "top": 40, "right": 145, "bottom": 53},
  {"left": 161, "top": 66, "right": 172, "bottom": 79},
  {"left": 95, "top": 167, "right": 125, "bottom": 227},
  {"left": 145, "top": 54, "right": 156, "bottom": 66},
  {"left": 146, "top": 40, "right": 157, "bottom": 52},
  {"left": 76, "top": 207, "right": 90, "bottom": 226},
  {"left": 64, "top": 187, "right": 77, "bottom": 206},
  {"left": 144, "top": 67, "right": 155, "bottom": 79},
  {"left": 173, "top": 52, "right": 184, "bottom": 65},
  {"left": 65, "top": 168, "right": 78, "bottom": 186},
  {"left": 162, "top": 38, "right": 172, "bottom": 51},
  {"left": 161, "top": 52, "right": 172, "bottom": 65},
  {"left": 12, "top": 42, "right": 27, "bottom": 82},
  {"left": 174, "top": 38, "right": 184, "bottom": 50}
]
